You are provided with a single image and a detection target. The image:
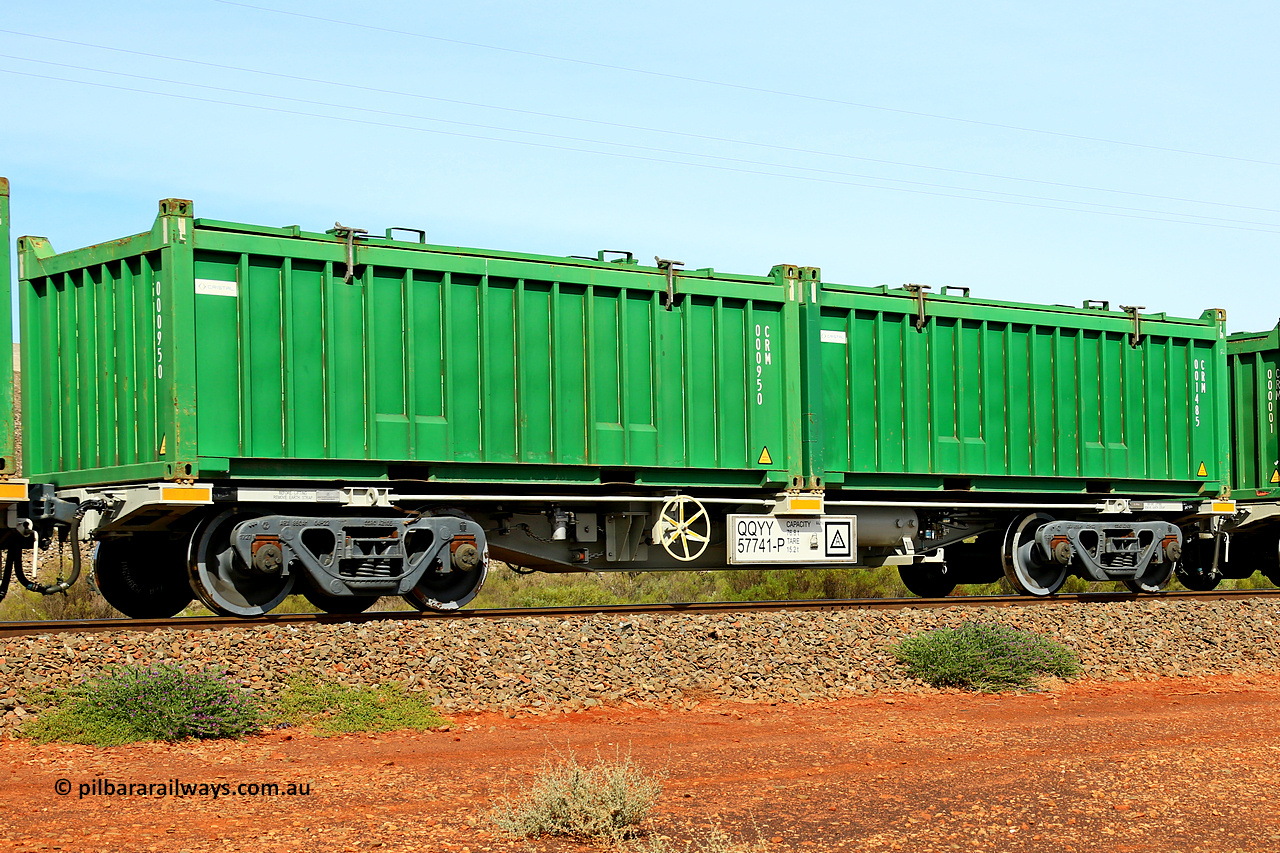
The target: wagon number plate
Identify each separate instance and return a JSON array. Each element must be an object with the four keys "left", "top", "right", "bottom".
[{"left": 727, "top": 514, "right": 858, "bottom": 564}]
